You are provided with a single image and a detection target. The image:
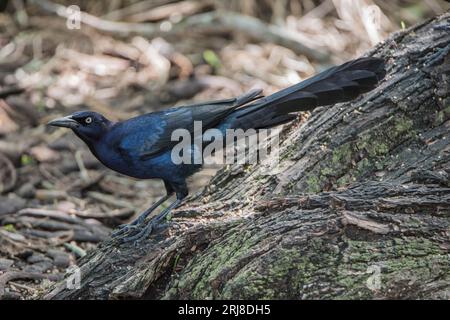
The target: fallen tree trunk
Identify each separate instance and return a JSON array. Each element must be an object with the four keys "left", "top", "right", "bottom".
[{"left": 44, "top": 12, "right": 450, "bottom": 300}]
